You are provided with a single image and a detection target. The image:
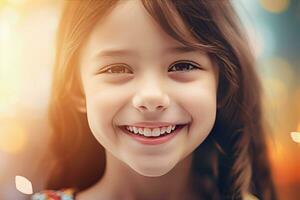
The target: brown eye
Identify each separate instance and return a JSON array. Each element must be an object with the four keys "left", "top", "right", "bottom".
[
  {"left": 169, "top": 61, "right": 200, "bottom": 72},
  {"left": 102, "top": 65, "right": 132, "bottom": 74}
]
